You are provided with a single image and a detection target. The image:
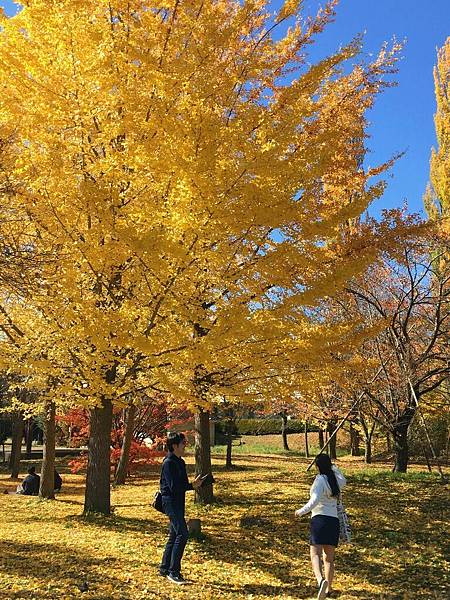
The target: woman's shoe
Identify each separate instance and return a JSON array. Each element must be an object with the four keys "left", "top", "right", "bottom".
[{"left": 317, "top": 578, "right": 328, "bottom": 600}]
